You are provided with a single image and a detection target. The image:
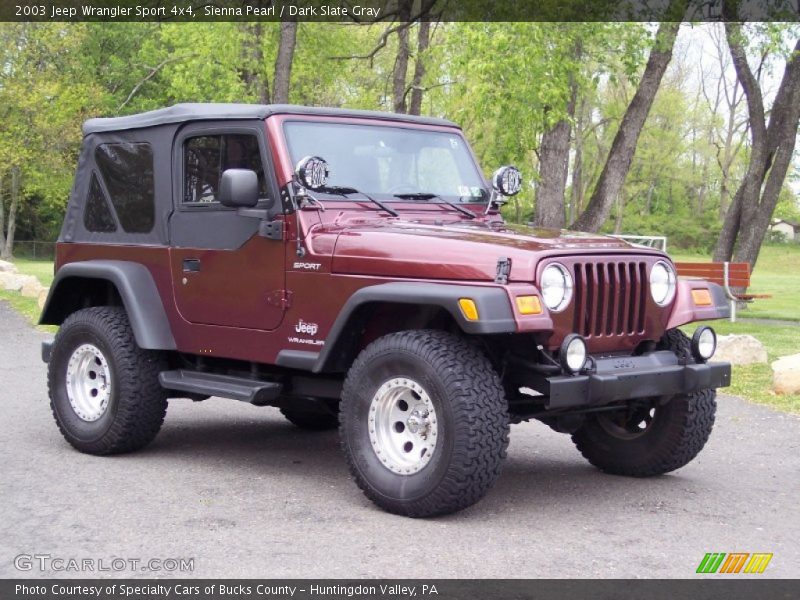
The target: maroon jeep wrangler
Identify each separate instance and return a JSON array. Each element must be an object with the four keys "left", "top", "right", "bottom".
[{"left": 41, "top": 104, "right": 730, "bottom": 517}]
